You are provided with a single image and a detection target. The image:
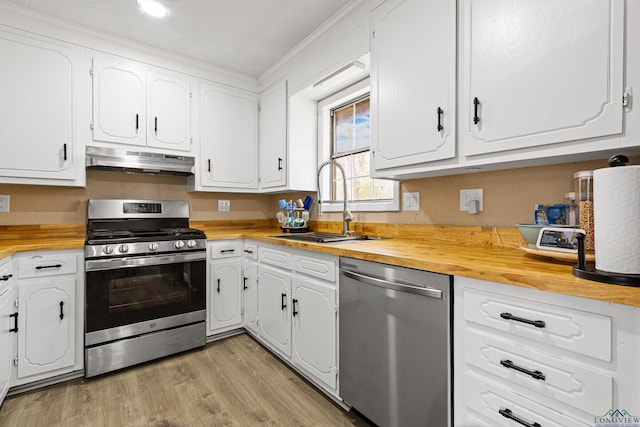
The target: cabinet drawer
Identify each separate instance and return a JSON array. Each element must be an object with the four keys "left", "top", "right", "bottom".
[
  {"left": 243, "top": 242, "right": 257, "bottom": 261},
  {"left": 465, "top": 328, "right": 612, "bottom": 414},
  {"left": 464, "top": 288, "right": 611, "bottom": 361},
  {"left": 293, "top": 253, "right": 336, "bottom": 282},
  {"left": 209, "top": 240, "right": 243, "bottom": 259},
  {"left": 17, "top": 253, "right": 77, "bottom": 278},
  {"left": 465, "top": 372, "right": 590, "bottom": 427},
  {"left": 258, "top": 246, "right": 293, "bottom": 270}
]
